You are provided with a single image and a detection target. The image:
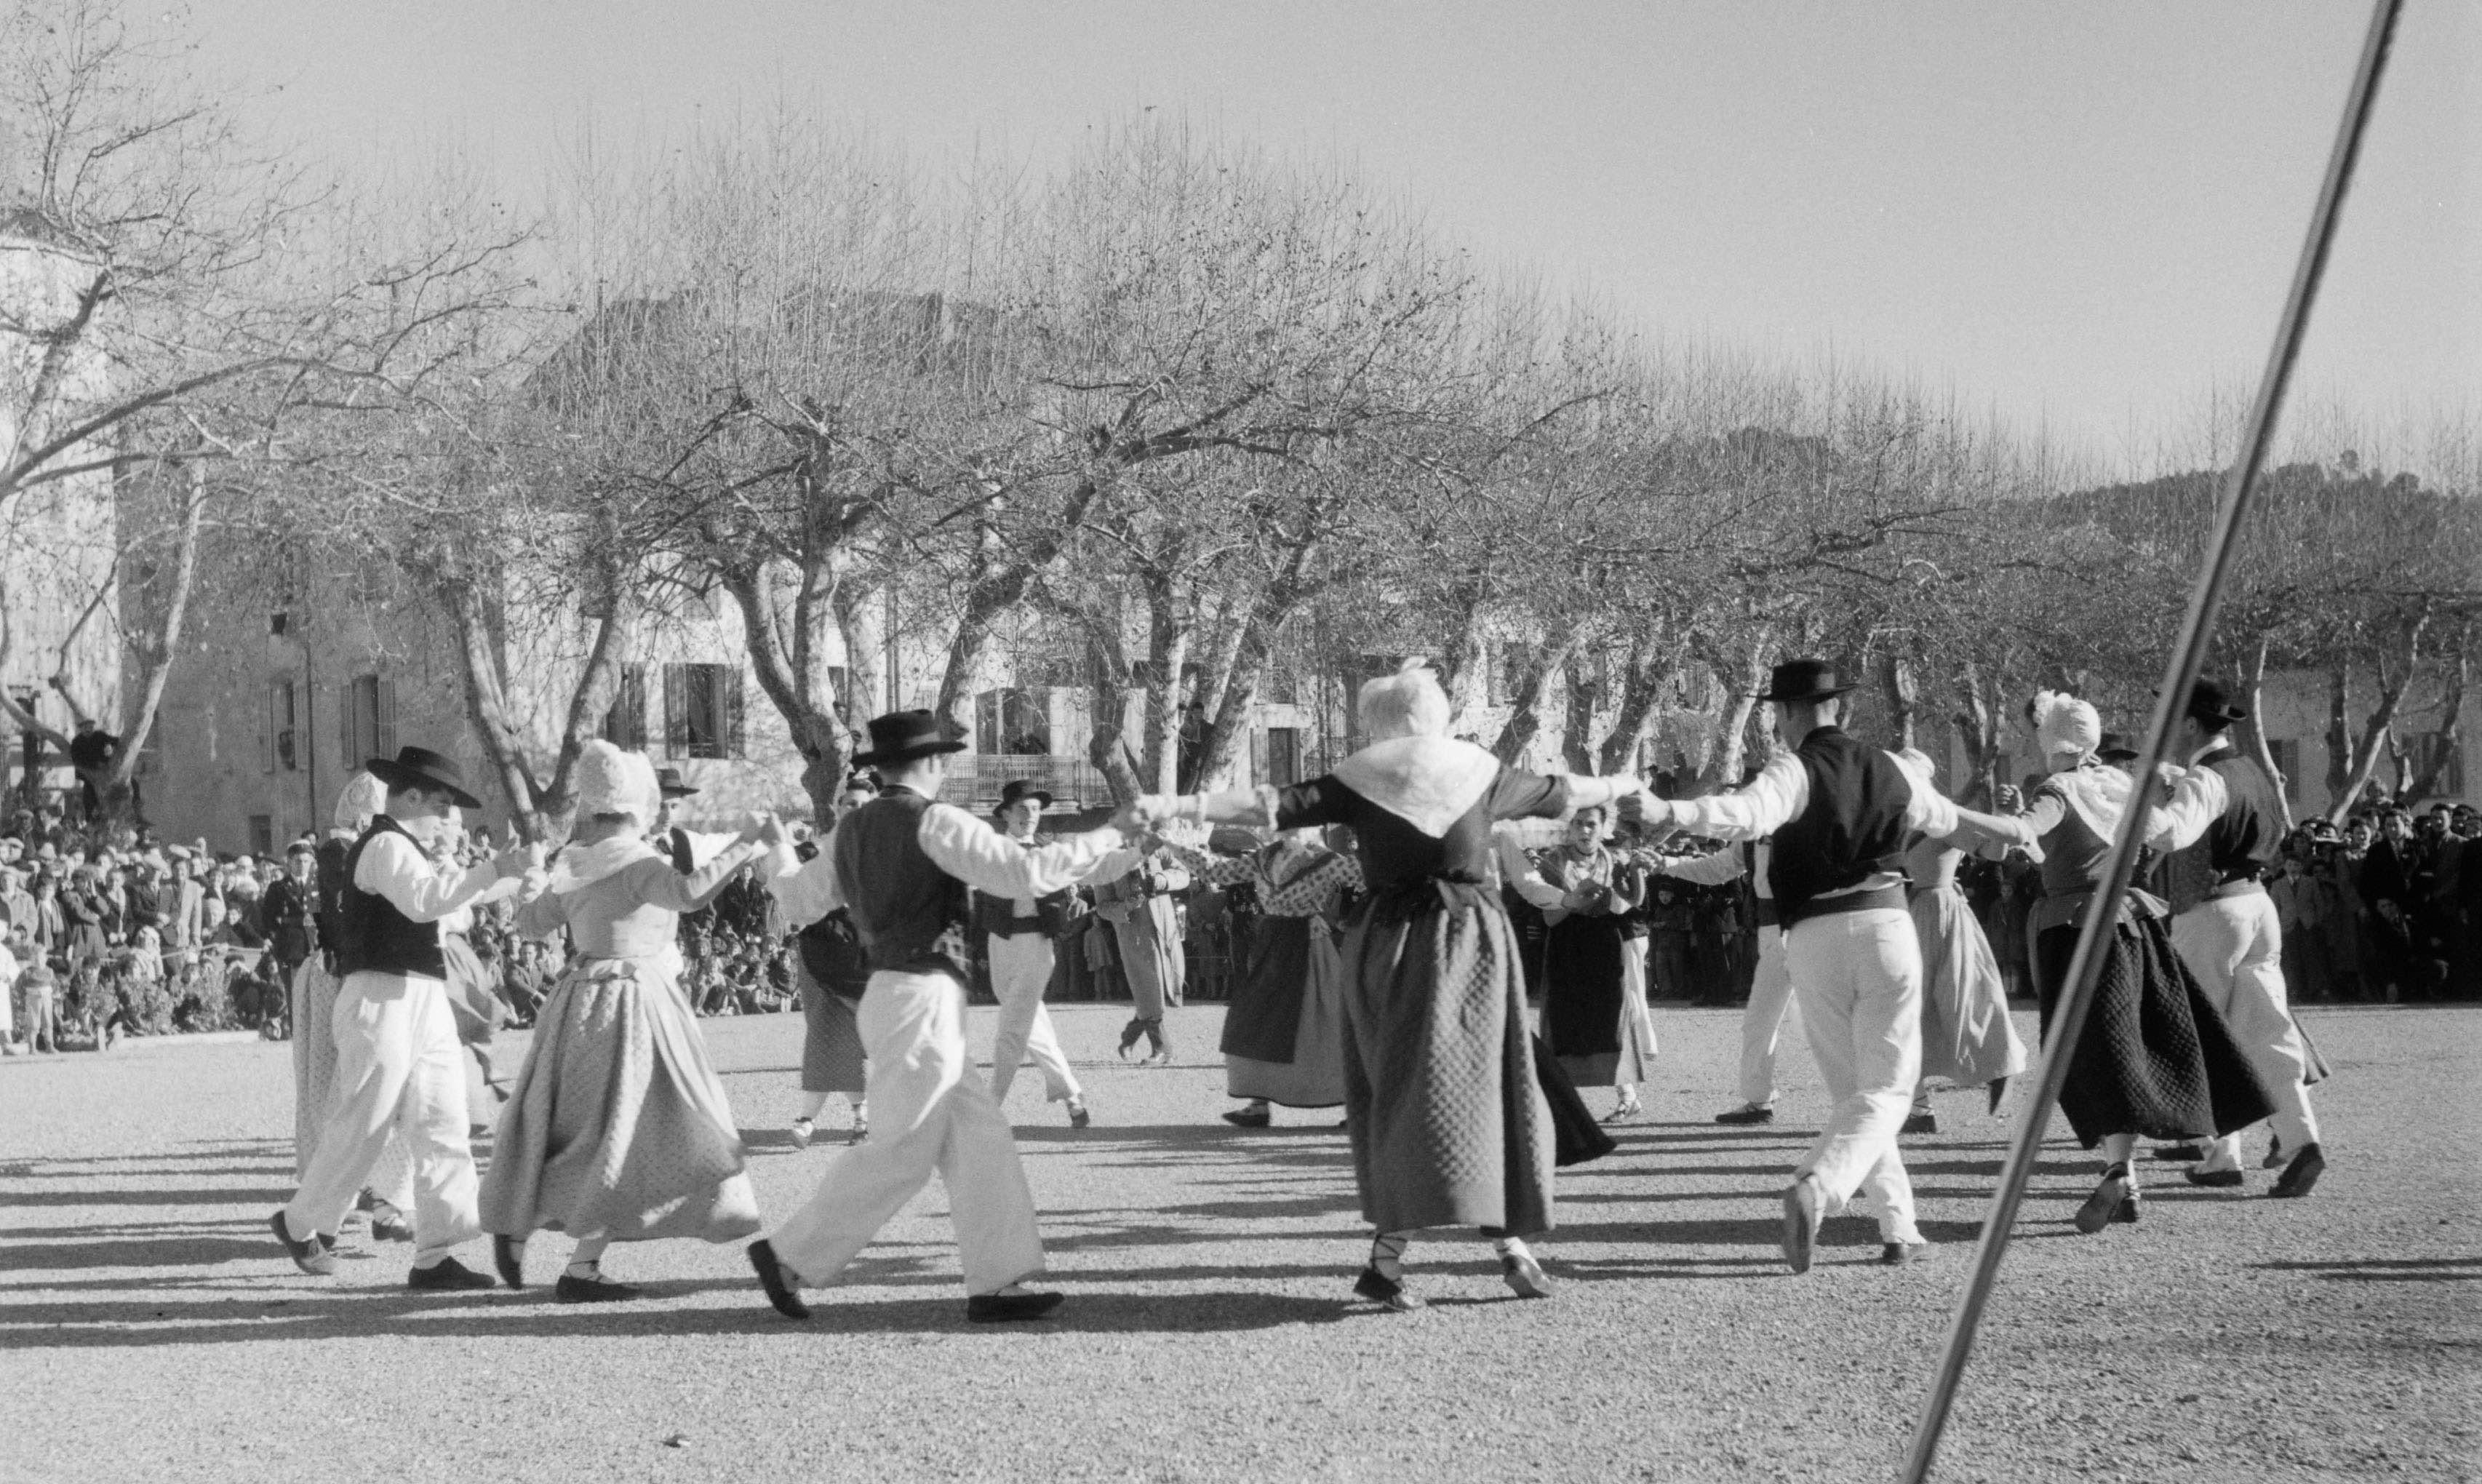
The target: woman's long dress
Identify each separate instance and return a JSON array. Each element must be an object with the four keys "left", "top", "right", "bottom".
[
  {"left": 479, "top": 851, "right": 762, "bottom": 1244},
  {"left": 1269, "top": 738, "right": 1572, "bottom": 1237},
  {"left": 1904, "top": 837, "right": 2030, "bottom": 1090},
  {"left": 2024, "top": 769, "right": 2275, "bottom": 1148},
  {"left": 794, "top": 910, "right": 870, "bottom": 1096},
  {"left": 1175, "top": 842, "right": 1359, "bottom": 1109},
  {"left": 1533, "top": 847, "right": 1656, "bottom": 1088}
]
